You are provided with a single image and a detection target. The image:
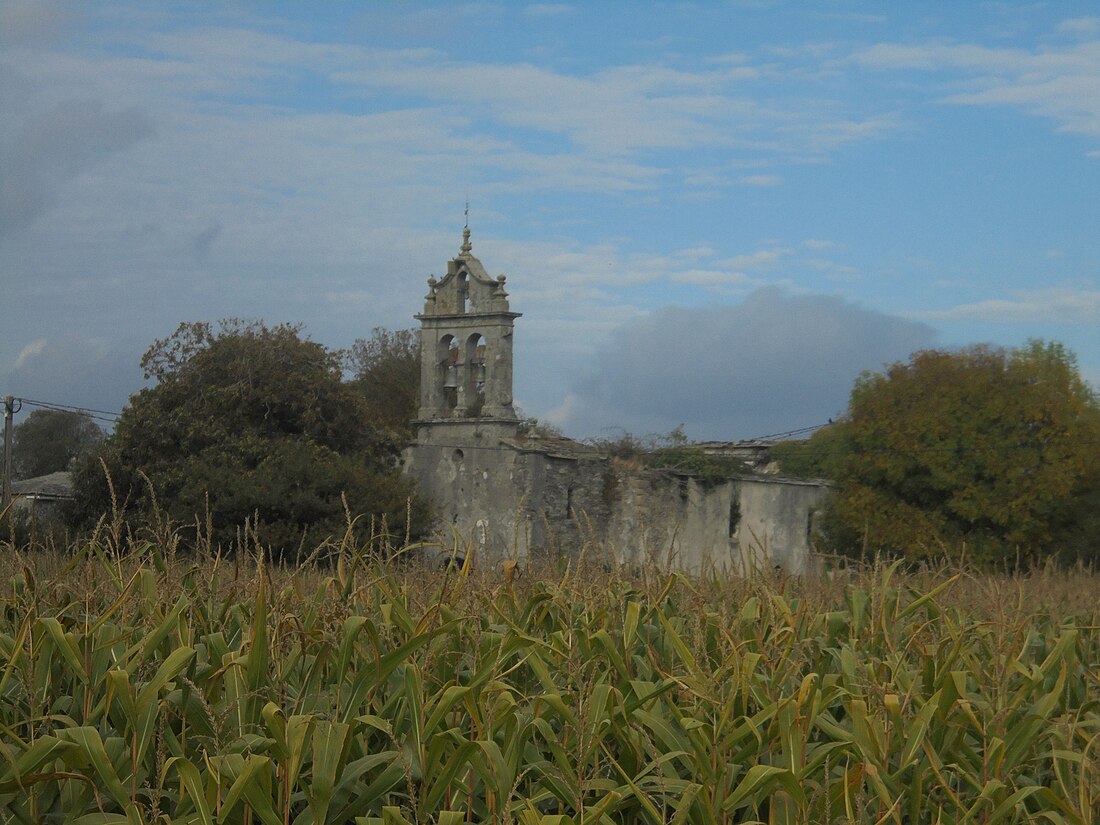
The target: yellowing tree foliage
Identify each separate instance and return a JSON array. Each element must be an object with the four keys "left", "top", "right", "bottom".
[{"left": 797, "top": 341, "right": 1100, "bottom": 564}]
